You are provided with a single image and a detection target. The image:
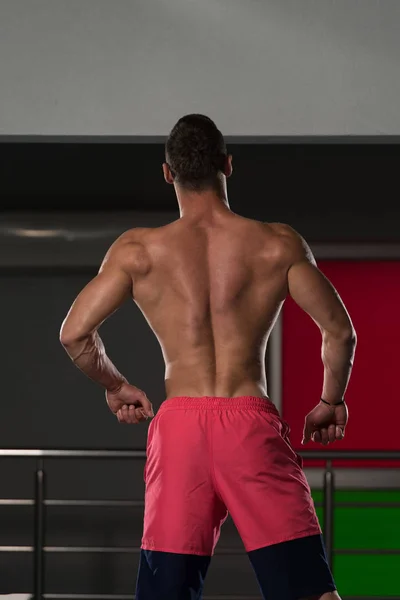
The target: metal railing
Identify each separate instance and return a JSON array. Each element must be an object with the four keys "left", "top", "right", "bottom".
[{"left": 1, "top": 449, "right": 400, "bottom": 600}]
